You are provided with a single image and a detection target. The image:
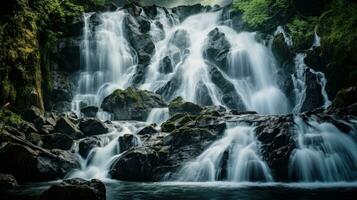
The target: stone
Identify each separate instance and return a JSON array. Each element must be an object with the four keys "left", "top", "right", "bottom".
[
  {"left": 118, "top": 134, "right": 140, "bottom": 152},
  {"left": 137, "top": 125, "right": 158, "bottom": 135},
  {"left": 42, "top": 133, "right": 74, "bottom": 150},
  {"left": 40, "top": 178, "right": 106, "bottom": 200},
  {"left": 0, "top": 174, "right": 18, "bottom": 190},
  {"left": 80, "top": 106, "right": 99, "bottom": 118},
  {"left": 79, "top": 118, "right": 109, "bottom": 136},
  {"left": 168, "top": 97, "right": 203, "bottom": 116},
  {"left": 78, "top": 137, "right": 102, "bottom": 158},
  {"left": 300, "top": 70, "right": 324, "bottom": 112},
  {"left": 0, "top": 143, "right": 78, "bottom": 182},
  {"left": 158, "top": 56, "right": 173, "bottom": 74},
  {"left": 101, "top": 87, "right": 167, "bottom": 120},
  {"left": 54, "top": 117, "right": 83, "bottom": 139},
  {"left": 204, "top": 28, "right": 231, "bottom": 73},
  {"left": 109, "top": 147, "right": 160, "bottom": 181}
]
